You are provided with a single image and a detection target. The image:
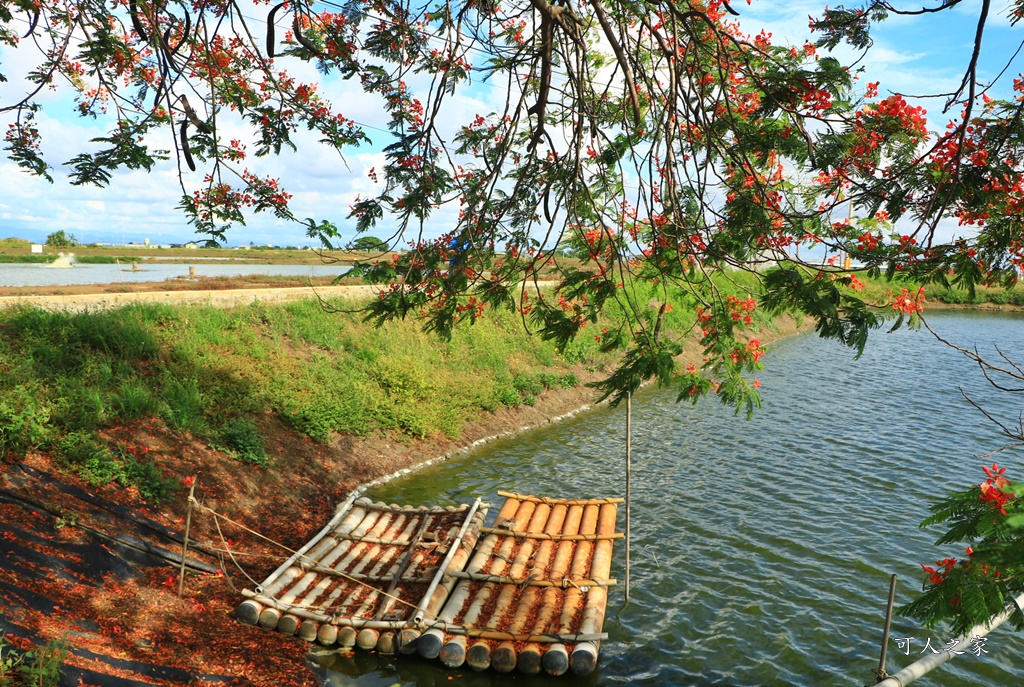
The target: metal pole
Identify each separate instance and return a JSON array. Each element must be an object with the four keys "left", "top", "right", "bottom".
[
  {"left": 874, "top": 591, "right": 1024, "bottom": 687},
  {"left": 625, "top": 391, "right": 631, "bottom": 603},
  {"left": 875, "top": 574, "right": 897, "bottom": 681}
]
